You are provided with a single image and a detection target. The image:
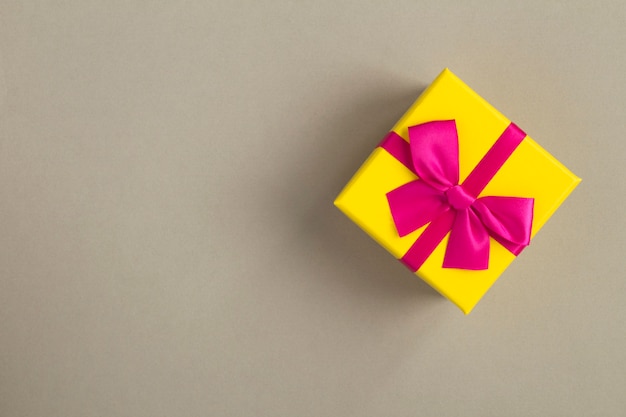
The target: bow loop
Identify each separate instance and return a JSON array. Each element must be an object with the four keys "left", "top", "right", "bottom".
[
  {"left": 408, "top": 121, "right": 459, "bottom": 191},
  {"left": 472, "top": 197, "right": 534, "bottom": 255},
  {"left": 386, "top": 180, "right": 449, "bottom": 237}
]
